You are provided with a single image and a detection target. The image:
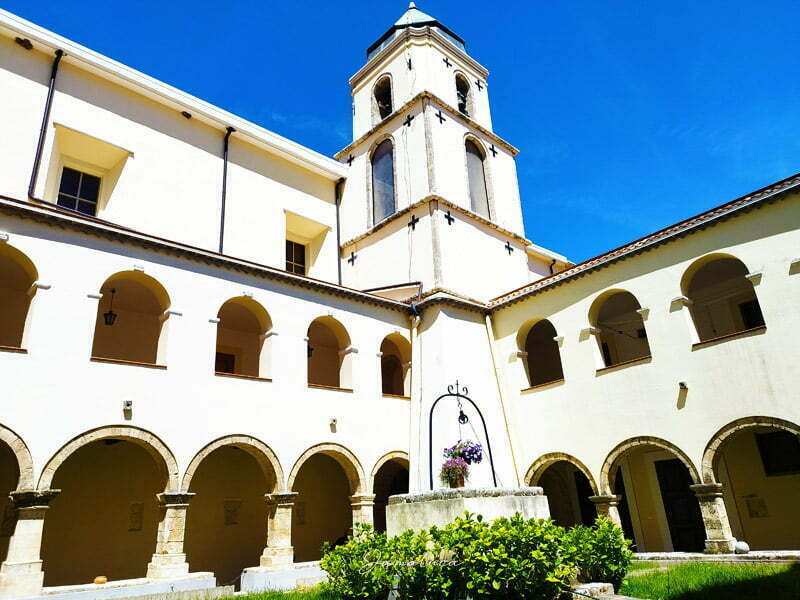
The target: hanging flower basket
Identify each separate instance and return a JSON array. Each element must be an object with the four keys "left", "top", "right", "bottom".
[
  {"left": 439, "top": 440, "right": 484, "bottom": 488},
  {"left": 440, "top": 457, "right": 468, "bottom": 488}
]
